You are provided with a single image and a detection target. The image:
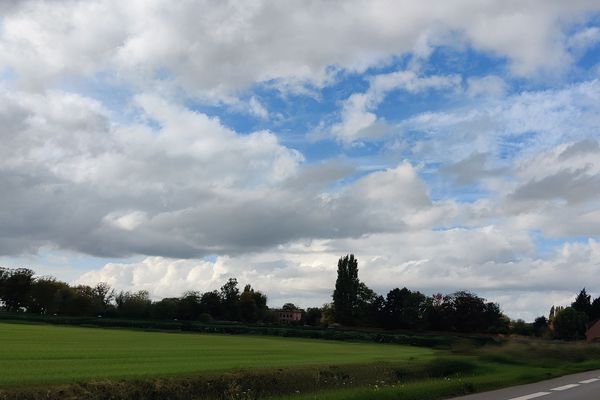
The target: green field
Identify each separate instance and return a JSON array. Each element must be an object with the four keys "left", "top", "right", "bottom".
[
  {"left": 0, "top": 322, "right": 434, "bottom": 387},
  {"left": 4, "top": 321, "right": 600, "bottom": 400}
]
